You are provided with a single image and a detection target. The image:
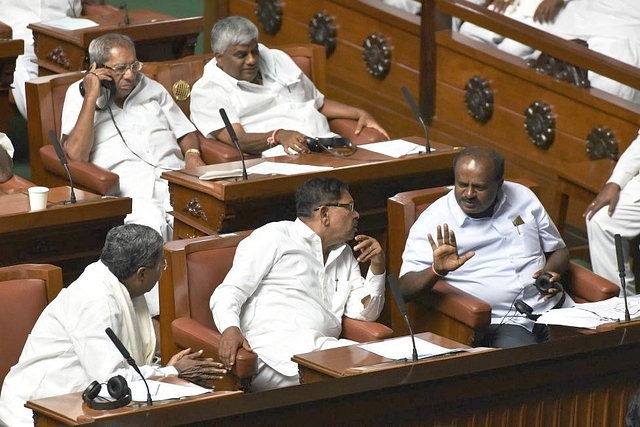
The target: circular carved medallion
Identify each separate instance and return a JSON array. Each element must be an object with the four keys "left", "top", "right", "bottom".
[
  {"left": 586, "top": 127, "right": 619, "bottom": 160},
  {"left": 362, "top": 33, "right": 391, "bottom": 80},
  {"left": 172, "top": 80, "right": 191, "bottom": 101},
  {"left": 524, "top": 101, "right": 555, "bottom": 149},
  {"left": 255, "top": 0, "right": 283, "bottom": 36},
  {"left": 463, "top": 76, "right": 493, "bottom": 124},
  {"left": 308, "top": 12, "right": 337, "bottom": 57}
]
